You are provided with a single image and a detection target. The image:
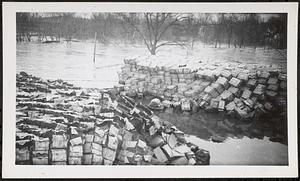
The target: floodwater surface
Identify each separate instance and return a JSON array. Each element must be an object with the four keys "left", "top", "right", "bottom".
[
  {"left": 17, "top": 41, "right": 148, "bottom": 88},
  {"left": 16, "top": 41, "right": 288, "bottom": 165},
  {"left": 17, "top": 41, "right": 287, "bottom": 89},
  {"left": 138, "top": 96, "right": 288, "bottom": 165}
]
